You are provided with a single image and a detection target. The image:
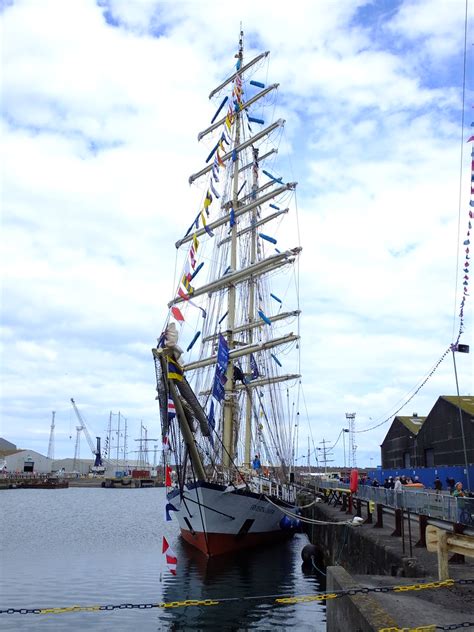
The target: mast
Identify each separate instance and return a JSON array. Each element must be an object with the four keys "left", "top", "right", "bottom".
[
  {"left": 244, "top": 146, "right": 259, "bottom": 467},
  {"left": 222, "top": 28, "right": 244, "bottom": 469}
]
